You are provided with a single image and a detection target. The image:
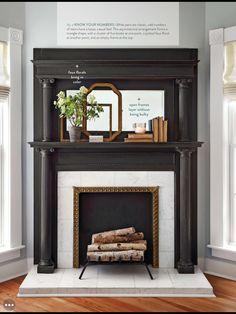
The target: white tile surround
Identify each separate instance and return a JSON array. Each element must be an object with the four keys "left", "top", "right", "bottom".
[
  {"left": 57, "top": 171, "right": 175, "bottom": 268},
  {"left": 18, "top": 265, "right": 214, "bottom": 297}
]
